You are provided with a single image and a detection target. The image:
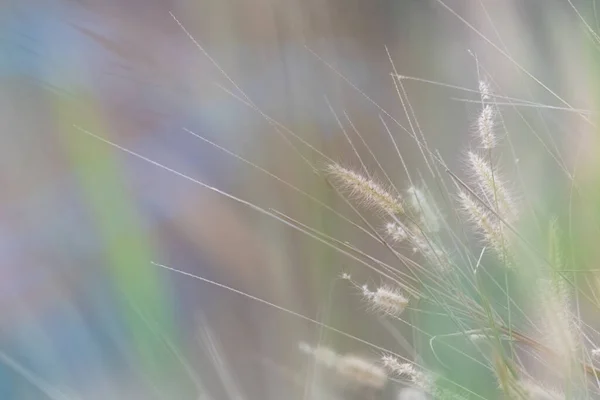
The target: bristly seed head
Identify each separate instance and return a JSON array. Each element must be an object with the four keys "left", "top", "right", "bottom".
[
  {"left": 326, "top": 164, "right": 404, "bottom": 216},
  {"left": 298, "top": 342, "right": 339, "bottom": 369},
  {"left": 336, "top": 354, "right": 387, "bottom": 389},
  {"left": 381, "top": 355, "right": 431, "bottom": 390},
  {"left": 479, "top": 79, "right": 491, "bottom": 101},
  {"left": 362, "top": 284, "right": 409, "bottom": 316},
  {"left": 467, "top": 151, "right": 516, "bottom": 220},
  {"left": 381, "top": 355, "right": 414, "bottom": 377},
  {"left": 458, "top": 190, "right": 511, "bottom": 264},
  {"left": 477, "top": 105, "right": 496, "bottom": 149},
  {"left": 537, "top": 278, "right": 577, "bottom": 363},
  {"left": 300, "top": 343, "right": 387, "bottom": 389}
]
